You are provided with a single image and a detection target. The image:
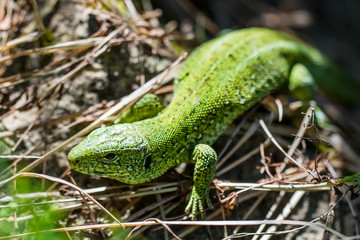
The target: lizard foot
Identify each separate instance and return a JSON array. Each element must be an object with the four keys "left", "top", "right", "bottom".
[{"left": 185, "top": 185, "right": 213, "bottom": 219}]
